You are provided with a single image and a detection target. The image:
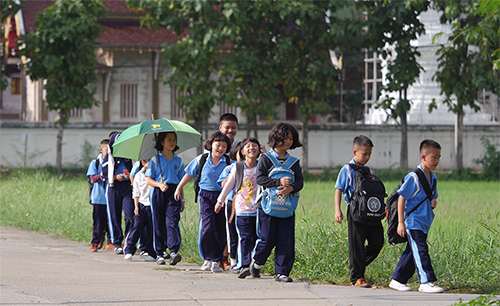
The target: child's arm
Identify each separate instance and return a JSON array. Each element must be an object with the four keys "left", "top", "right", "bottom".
[
  {"left": 334, "top": 189, "right": 344, "bottom": 224},
  {"left": 174, "top": 173, "right": 192, "bottom": 201},
  {"left": 397, "top": 195, "right": 406, "bottom": 237},
  {"left": 134, "top": 197, "right": 140, "bottom": 216},
  {"left": 215, "top": 169, "right": 236, "bottom": 213},
  {"left": 147, "top": 177, "right": 168, "bottom": 192},
  {"left": 430, "top": 198, "right": 437, "bottom": 209}
]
